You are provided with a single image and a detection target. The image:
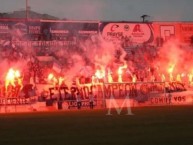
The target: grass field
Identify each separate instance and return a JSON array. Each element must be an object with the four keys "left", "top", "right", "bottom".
[{"left": 0, "top": 106, "right": 193, "bottom": 145}]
